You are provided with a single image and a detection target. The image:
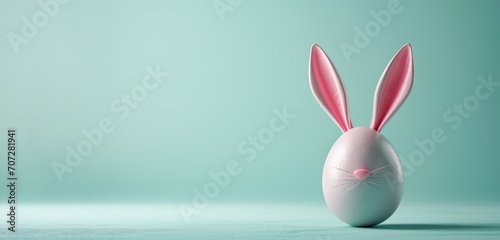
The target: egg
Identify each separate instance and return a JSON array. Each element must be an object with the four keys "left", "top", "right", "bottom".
[
  {"left": 309, "top": 43, "right": 413, "bottom": 227},
  {"left": 322, "top": 127, "right": 404, "bottom": 227}
]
